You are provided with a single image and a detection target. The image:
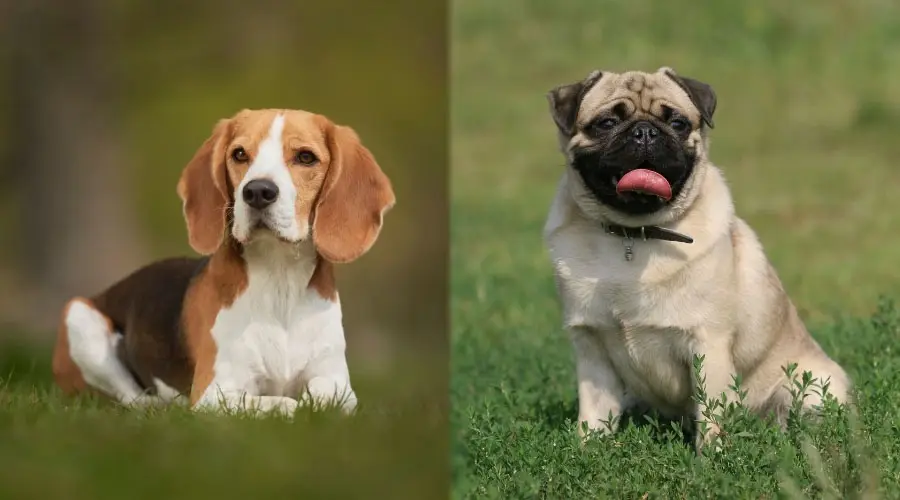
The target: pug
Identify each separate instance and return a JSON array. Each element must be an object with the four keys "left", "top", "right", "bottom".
[{"left": 542, "top": 67, "right": 851, "bottom": 446}]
